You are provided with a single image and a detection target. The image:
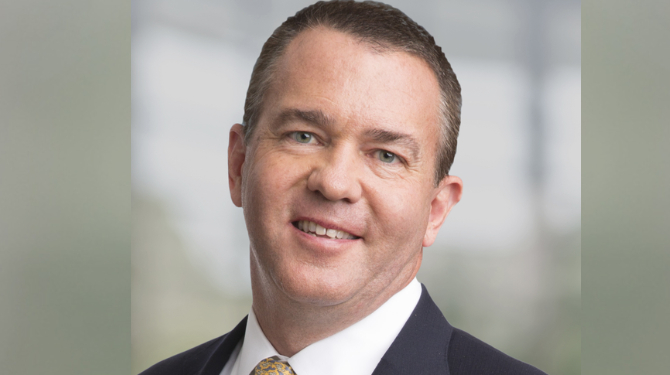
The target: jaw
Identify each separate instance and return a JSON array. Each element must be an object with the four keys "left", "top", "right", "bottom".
[{"left": 251, "top": 226, "right": 423, "bottom": 309}]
